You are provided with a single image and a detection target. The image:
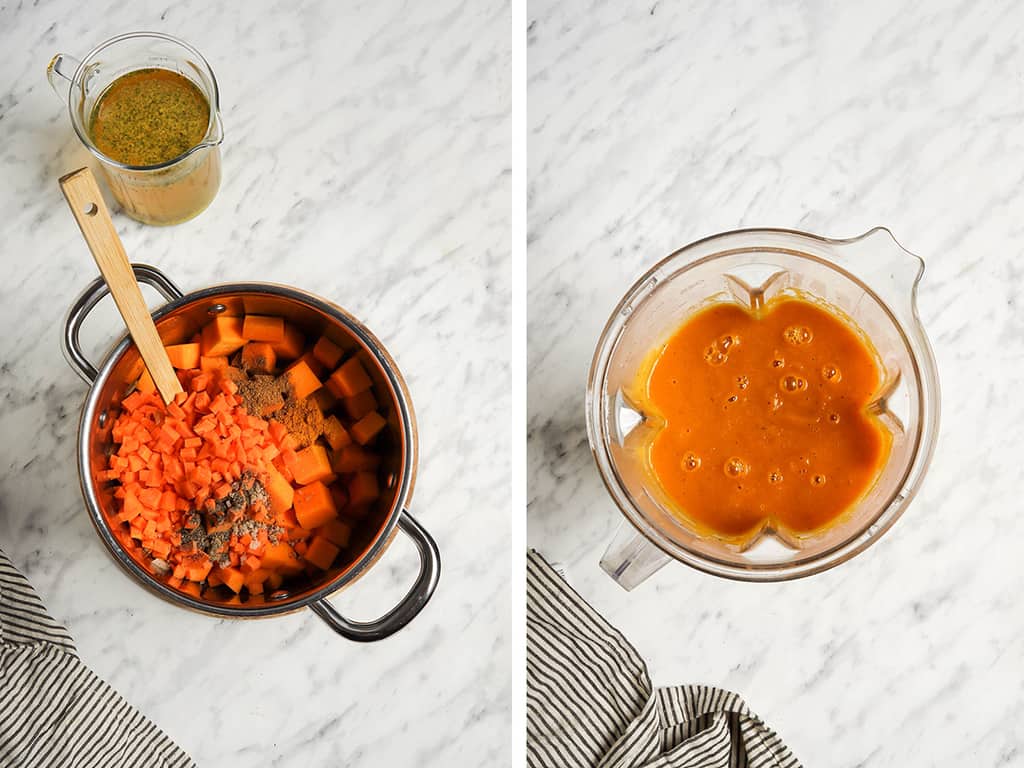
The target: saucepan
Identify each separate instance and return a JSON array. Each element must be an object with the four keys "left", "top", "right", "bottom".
[{"left": 62, "top": 263, "right": 440, "bottom": 640}]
